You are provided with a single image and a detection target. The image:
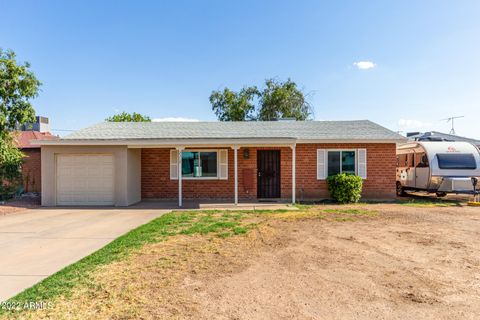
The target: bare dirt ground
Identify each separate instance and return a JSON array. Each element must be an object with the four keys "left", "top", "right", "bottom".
[
  {"left": 12, "top": 203, "right": 480, "bottom": 320},
  {"left": 0, "top": 195, "right": 40, "bottom": 216}
]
